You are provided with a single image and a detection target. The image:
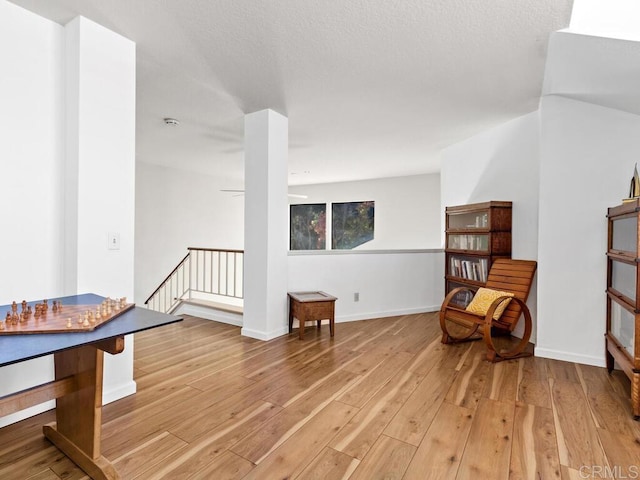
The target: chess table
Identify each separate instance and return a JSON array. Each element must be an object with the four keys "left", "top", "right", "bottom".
[{"left": 0, "top": 293, "right": 182, "bottom": 480}]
